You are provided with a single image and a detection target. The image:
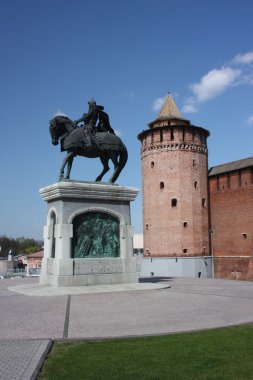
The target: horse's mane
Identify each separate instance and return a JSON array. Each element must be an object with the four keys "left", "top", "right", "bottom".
[{"left": 54, "top": 115, "right": 73, "bottom": 124}]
